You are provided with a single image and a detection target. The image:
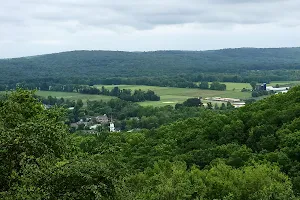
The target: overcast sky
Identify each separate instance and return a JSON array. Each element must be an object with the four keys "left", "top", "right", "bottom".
[{"left": 1, "top": 0, "right": 300, "bottom": 58}]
